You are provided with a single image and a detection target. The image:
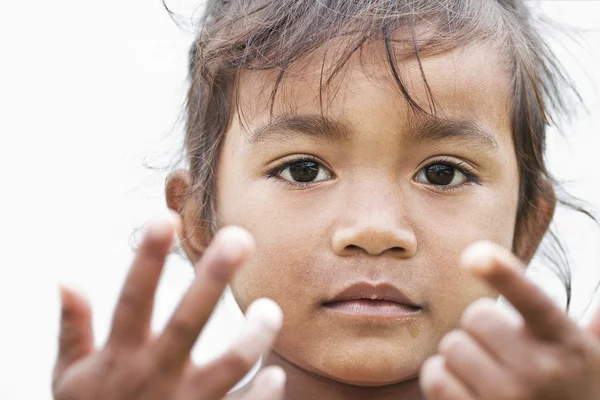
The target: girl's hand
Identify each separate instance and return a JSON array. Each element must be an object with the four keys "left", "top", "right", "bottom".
[
  {"left": 420, "top": 241, "right": 600, "bottom": 400},
  {"left": 52, "top": 213, "right": 286, "bottom": 400}
]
